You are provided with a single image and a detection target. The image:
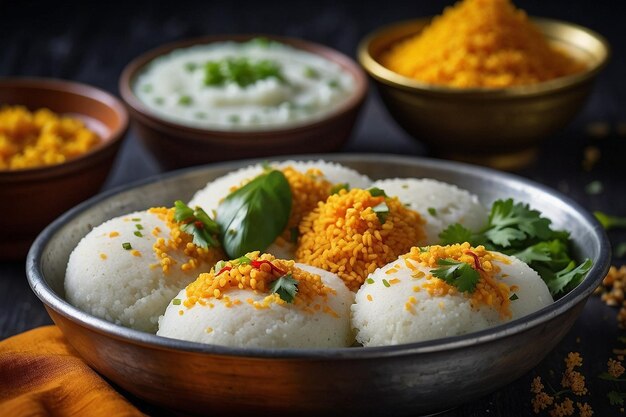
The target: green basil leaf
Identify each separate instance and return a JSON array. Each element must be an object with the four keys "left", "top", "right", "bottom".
[{"left": 216, "top": 170, "right": 292, "bottom": 258}]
